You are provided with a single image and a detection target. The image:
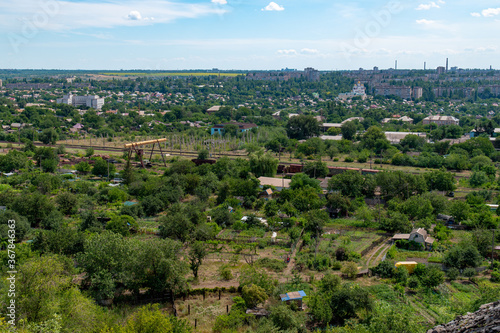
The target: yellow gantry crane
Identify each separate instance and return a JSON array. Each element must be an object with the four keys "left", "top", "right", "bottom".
[{"left": 124, "top": 138, "right": 168, "bottom": 168}]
